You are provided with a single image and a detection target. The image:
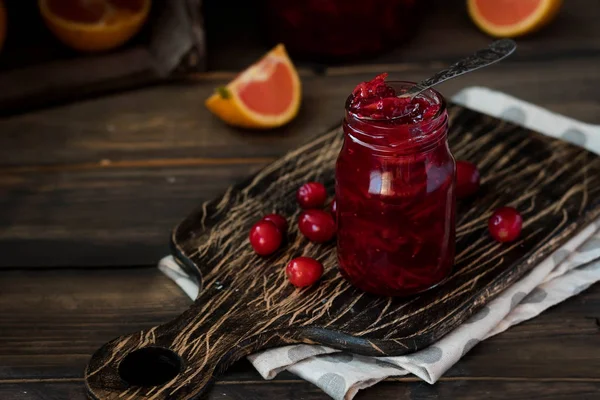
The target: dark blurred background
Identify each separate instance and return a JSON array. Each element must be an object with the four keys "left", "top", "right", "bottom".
[{"left": 0, "top": 0, "right": 593, "bottom": 114}]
